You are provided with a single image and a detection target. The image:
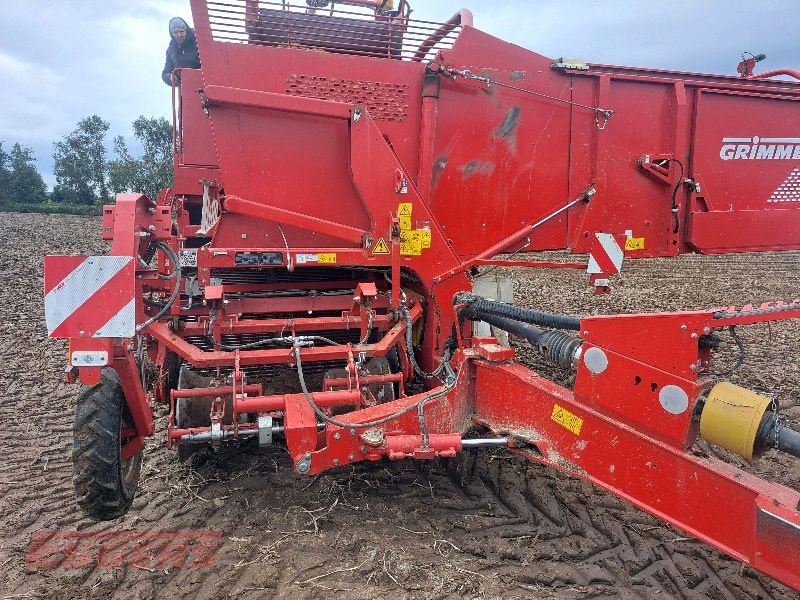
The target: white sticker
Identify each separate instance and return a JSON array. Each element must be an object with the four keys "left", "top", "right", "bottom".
[
  {"left": 295, "top": 254, "right": 318, "bottom": 264},
  {"left": 179, "top": 250, "right": 198, "bottom": 267}
]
